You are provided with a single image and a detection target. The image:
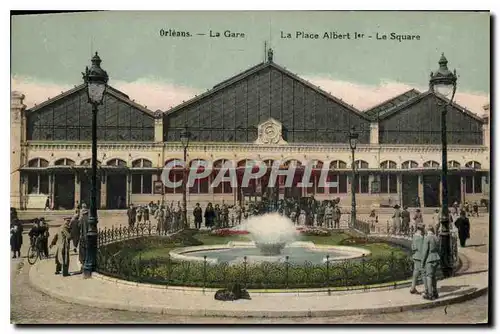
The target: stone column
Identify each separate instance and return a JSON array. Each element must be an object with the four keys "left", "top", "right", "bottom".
[
  {"left": 369, "top": 122, "right": 379, "bottom": 144},
  {"left": 154, "top": 116, "right": 163, "bottom": 143},
  {"left": 397, "top": 174, "right": 403, "bottom": 207},
  {"left": 100, "top": 172, "right": 107, "bottom": 209},
  {"left": 74, "top": 172, "right": 81, "bottom": 208},
  {"left": 417, "top": 174, "right": 424, "bottom": 207},
  {"left": 10, "top": 92, "right": 26, "bottom": 209}
]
